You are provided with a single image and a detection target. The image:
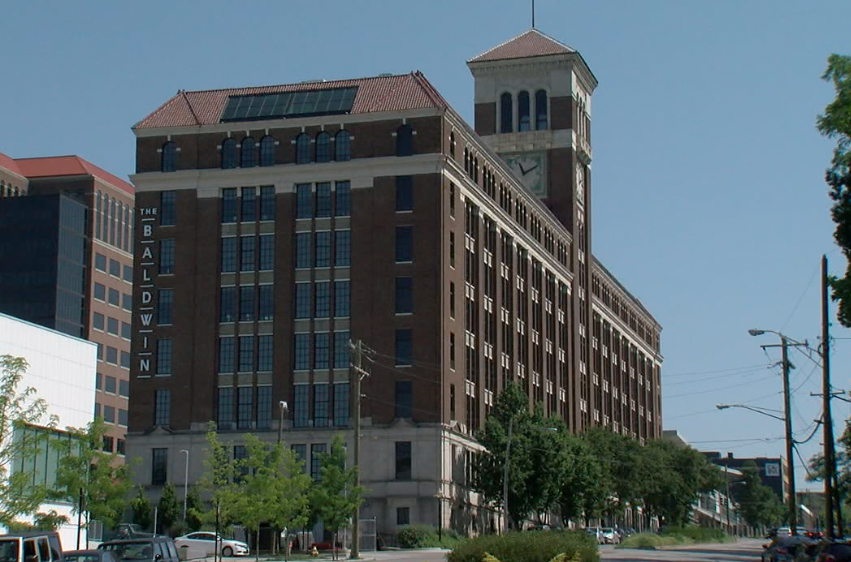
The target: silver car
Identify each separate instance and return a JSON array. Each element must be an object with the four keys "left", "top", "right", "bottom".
[{"left": 173, "top": 532, "right": 249, "bottom": 557}]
